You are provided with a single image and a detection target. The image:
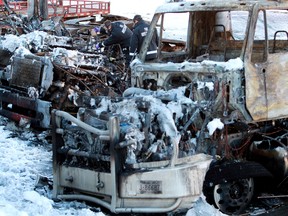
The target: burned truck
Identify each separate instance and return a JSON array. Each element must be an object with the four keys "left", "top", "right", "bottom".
[{"left": 51, "top": 0, "right": 288, "bottom": 215}]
